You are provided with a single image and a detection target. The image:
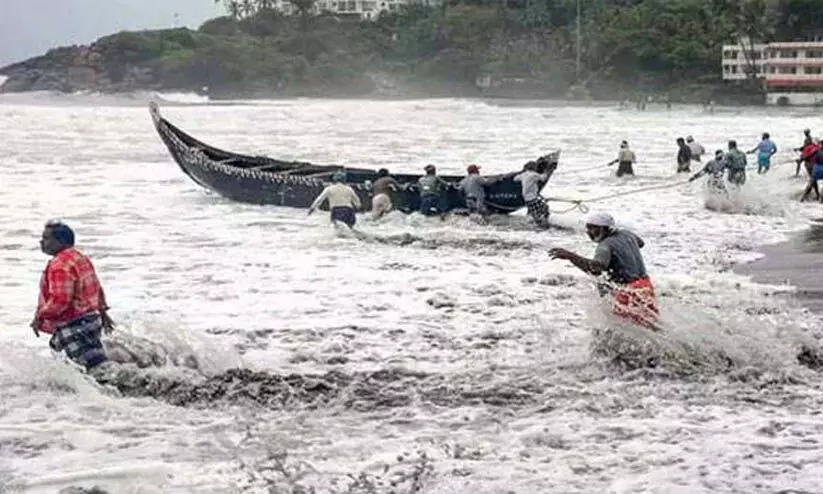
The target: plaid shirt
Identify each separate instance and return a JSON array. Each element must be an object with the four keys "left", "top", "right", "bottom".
[{"left": 36, "top": 247, "right": 105, "bottom": 334}]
